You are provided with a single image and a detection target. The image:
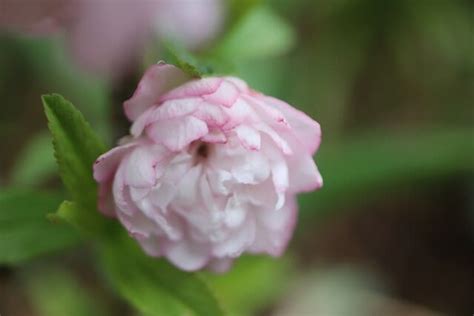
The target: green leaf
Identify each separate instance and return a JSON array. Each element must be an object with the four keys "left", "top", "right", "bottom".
[
  {"left": 43, "top": 94, "right": 106, "bottom": 209},
  {"left": 0, "top": 190, "right": 80, "bottom": 264},
  {"left": 299, "top": 127, "right": 474, "bottom": 220},
  {"left": 203, "top": 256, "right": 293, "bottom": 316},
  {"left": 25, "top": 267, "right": 108, "bottom": 316},
  {"left": 43, "top": 94, "right": 113, "bottom": 237},
  {"left": 100, "top": 235, "right": 224, "bottom": 316},
  {"left": 10, "top": 131, "right": 56, "bottom": 187},
  {"left": 215, "top": 6, "right": 296, "bottom": 62},
  {"left": 163, "top": 42, "right": 216, "bottom": 77}
]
